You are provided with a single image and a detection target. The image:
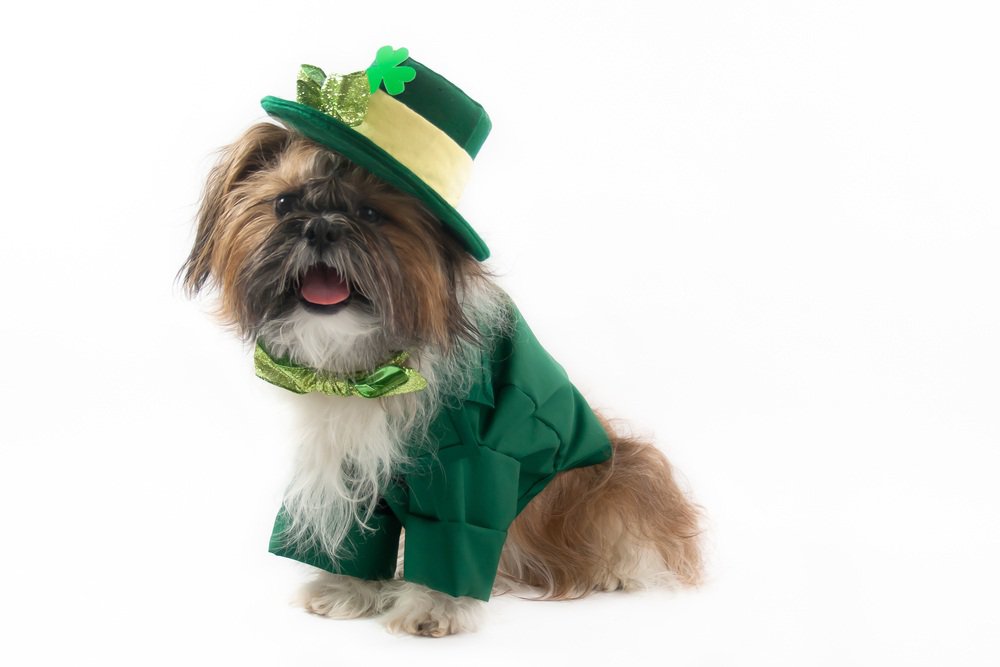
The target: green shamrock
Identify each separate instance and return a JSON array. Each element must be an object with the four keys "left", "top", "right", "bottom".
[{"left": 365, "top": 45, "right": 417, "bottom": 95}]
